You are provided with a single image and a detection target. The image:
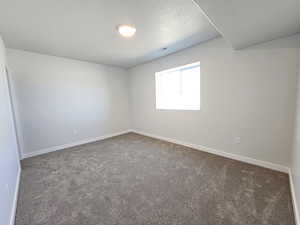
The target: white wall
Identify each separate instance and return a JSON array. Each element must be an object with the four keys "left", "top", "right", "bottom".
[
  {"left": 291, "top": 63, "right": 300, "bottom": 223},
  {"left": 0, "top": 37, "right": 20, "bottom": 225},
  {"left": 7, "top": 49, "right": 130, "bottom": 157},
  {"left": 129, "top": 34, "right": 300, "bottom": 167}
]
